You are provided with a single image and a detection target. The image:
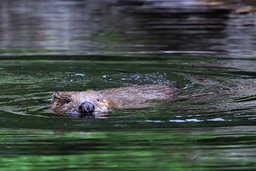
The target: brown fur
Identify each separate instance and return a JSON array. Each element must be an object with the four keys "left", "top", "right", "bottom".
[{"left": 51, "top": 84, "right": 177, "bottom": 114}]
